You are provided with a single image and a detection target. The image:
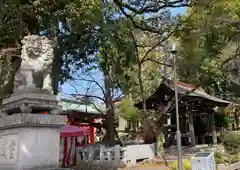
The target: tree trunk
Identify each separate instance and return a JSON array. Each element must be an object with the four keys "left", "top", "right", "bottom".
[
  {"left": 52, "top": 36, "right": 62, "bottom": 95},
  {"left": 50, "top": 17, "right": 62, "bottom": 95},
  {"left": 234, "top": 112, "right": 239, "bottom": 130},
  {"left": 137, "top": 63, "right": 146, "bottom": 114},
  {"left": 102, "top": 73, "right": 117, "bottom": 146},
  {"left": 137, "top": 62, "right": 150, "bottom": 143}
]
